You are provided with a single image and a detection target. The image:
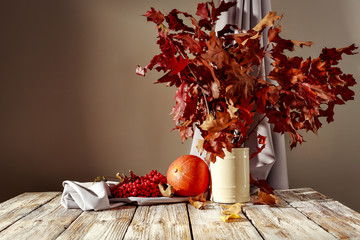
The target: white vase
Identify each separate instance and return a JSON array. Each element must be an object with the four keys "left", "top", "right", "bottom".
[{"left": 210, "top": 148, "right": 250, "bottom": 203}]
